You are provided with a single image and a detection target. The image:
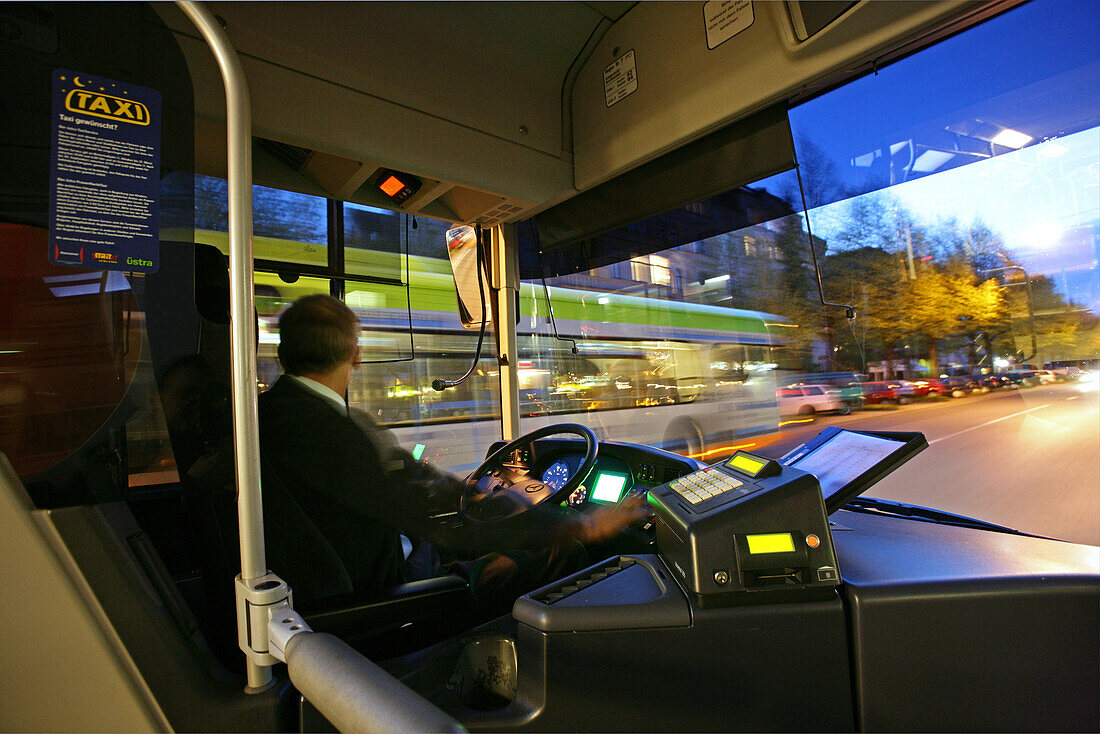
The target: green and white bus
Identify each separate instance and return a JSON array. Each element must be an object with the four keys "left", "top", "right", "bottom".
[{"left": 216, "top": 233, "right": 788, "bottom": 470}]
